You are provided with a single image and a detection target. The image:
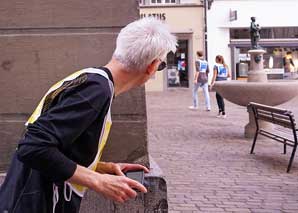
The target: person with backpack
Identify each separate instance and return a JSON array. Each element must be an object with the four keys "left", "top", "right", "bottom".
[{"left": 188, "top": 51, "right": 211, "bottom": 111}]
